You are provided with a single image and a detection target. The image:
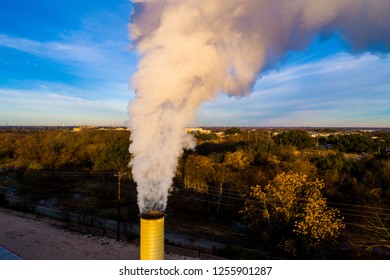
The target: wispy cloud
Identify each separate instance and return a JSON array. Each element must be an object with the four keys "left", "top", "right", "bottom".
[
  {"left": 198, "top": 53, "right": 390, "bottom": 127},
  {"left": 0, "top": 1, "right": 135, "bottom": 126},
  {"left": 0, "top": 31, "right": 136, "bottom": 83},
  {"left": 0, "top": 88, "right": 128, "bottom": 126},
  {"left": 0, "top": 31, "right": 135, "bottom": 99},
  {"left": 0, "top": 34, "right": 102, "bottom": 63}
]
